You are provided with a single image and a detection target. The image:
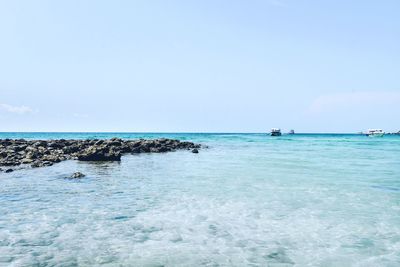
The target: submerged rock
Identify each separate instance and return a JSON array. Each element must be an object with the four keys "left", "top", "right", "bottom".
[
  {"left": 71, "top": 172, "right": 85, "bottom": 178},
  {"left": 31, "top": 161, "right": 53, "bottom": 168}
]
